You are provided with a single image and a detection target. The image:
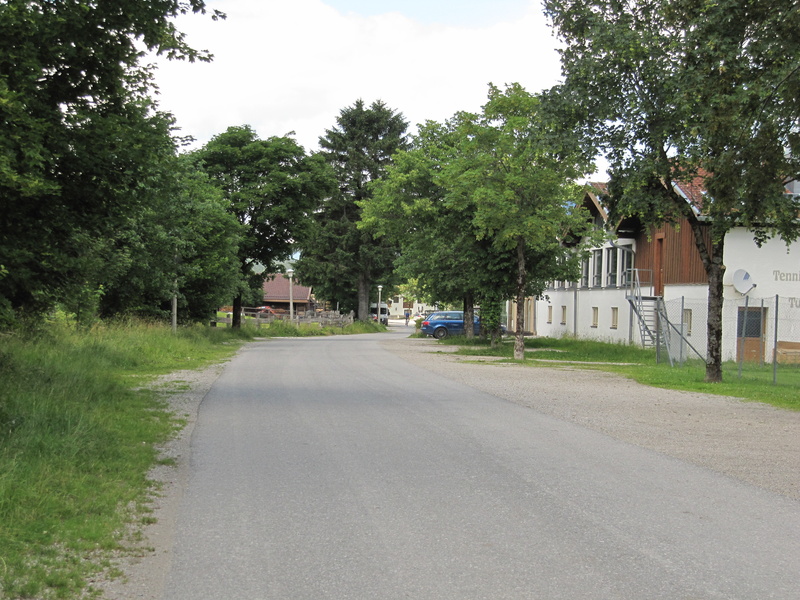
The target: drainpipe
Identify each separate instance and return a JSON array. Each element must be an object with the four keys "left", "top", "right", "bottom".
[{"left": 573, "top": 283, "right": 578, "bottom": 336}]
